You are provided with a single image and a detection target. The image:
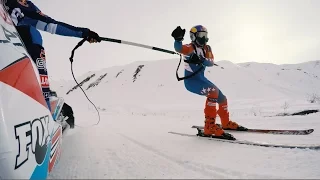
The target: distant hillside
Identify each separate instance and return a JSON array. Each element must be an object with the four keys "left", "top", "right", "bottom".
[{"left": 50, "top": 59, "right": 320, "bottom": 116}]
